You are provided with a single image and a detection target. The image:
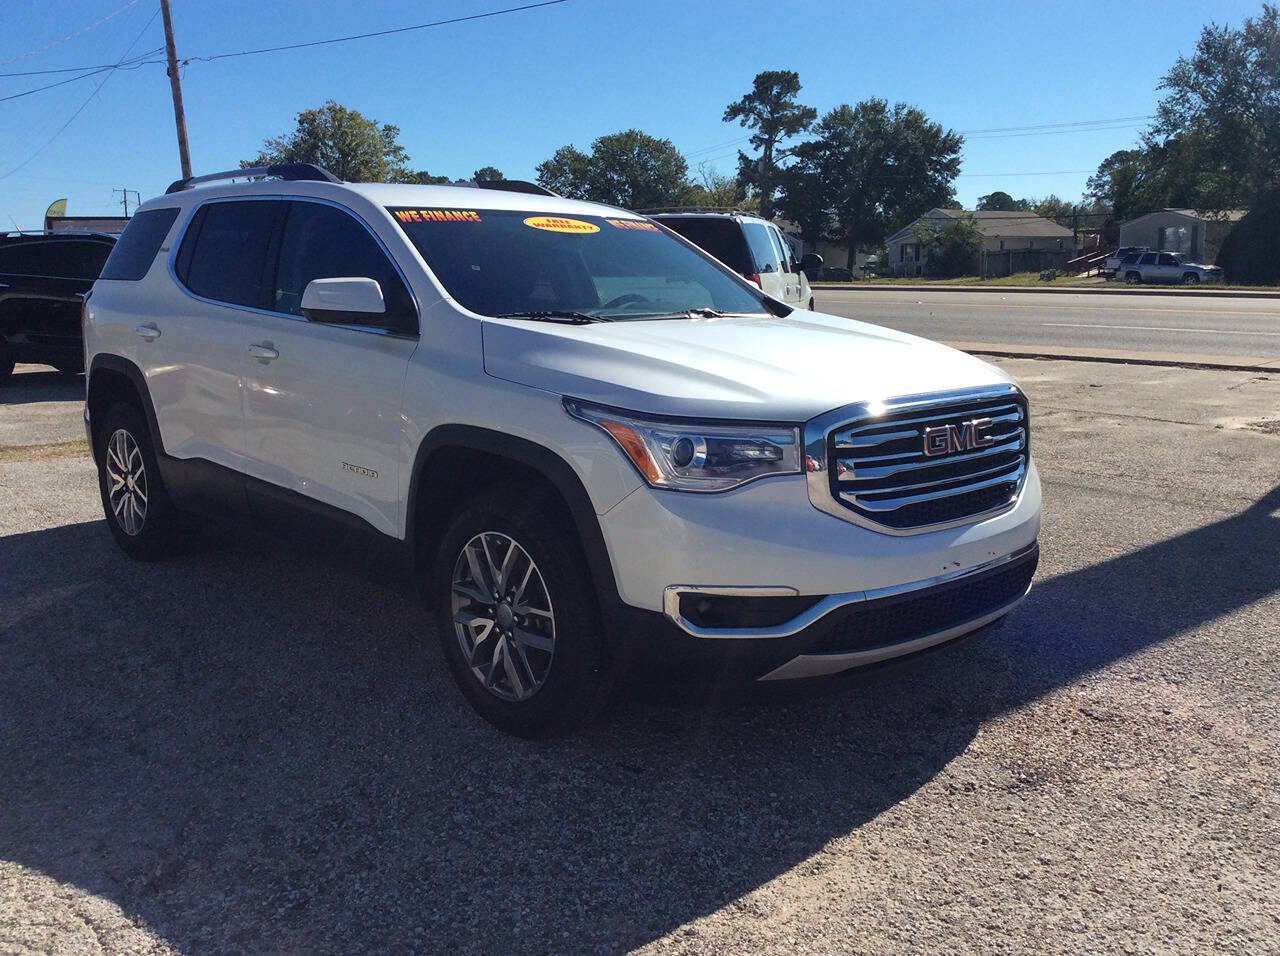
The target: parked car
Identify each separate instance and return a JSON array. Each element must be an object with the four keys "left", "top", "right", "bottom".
[
  {"left": 820, "top": 266, "right": 854, "bottom": 281},
  {"left": 1118, "top": 251, "right": 1224, "bottom": 285},
  {"left": 1104, "top": 246, "right": 1148, "bottom": 277},
  {"left": 84, "top": 164, "right": 1040, "bottom": 737},
  {"left": 648, "top": 211, "right": 817, "bottom": 310},
  {"left": 0, "top": 232, "right": 115, "bottom": 382}
]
